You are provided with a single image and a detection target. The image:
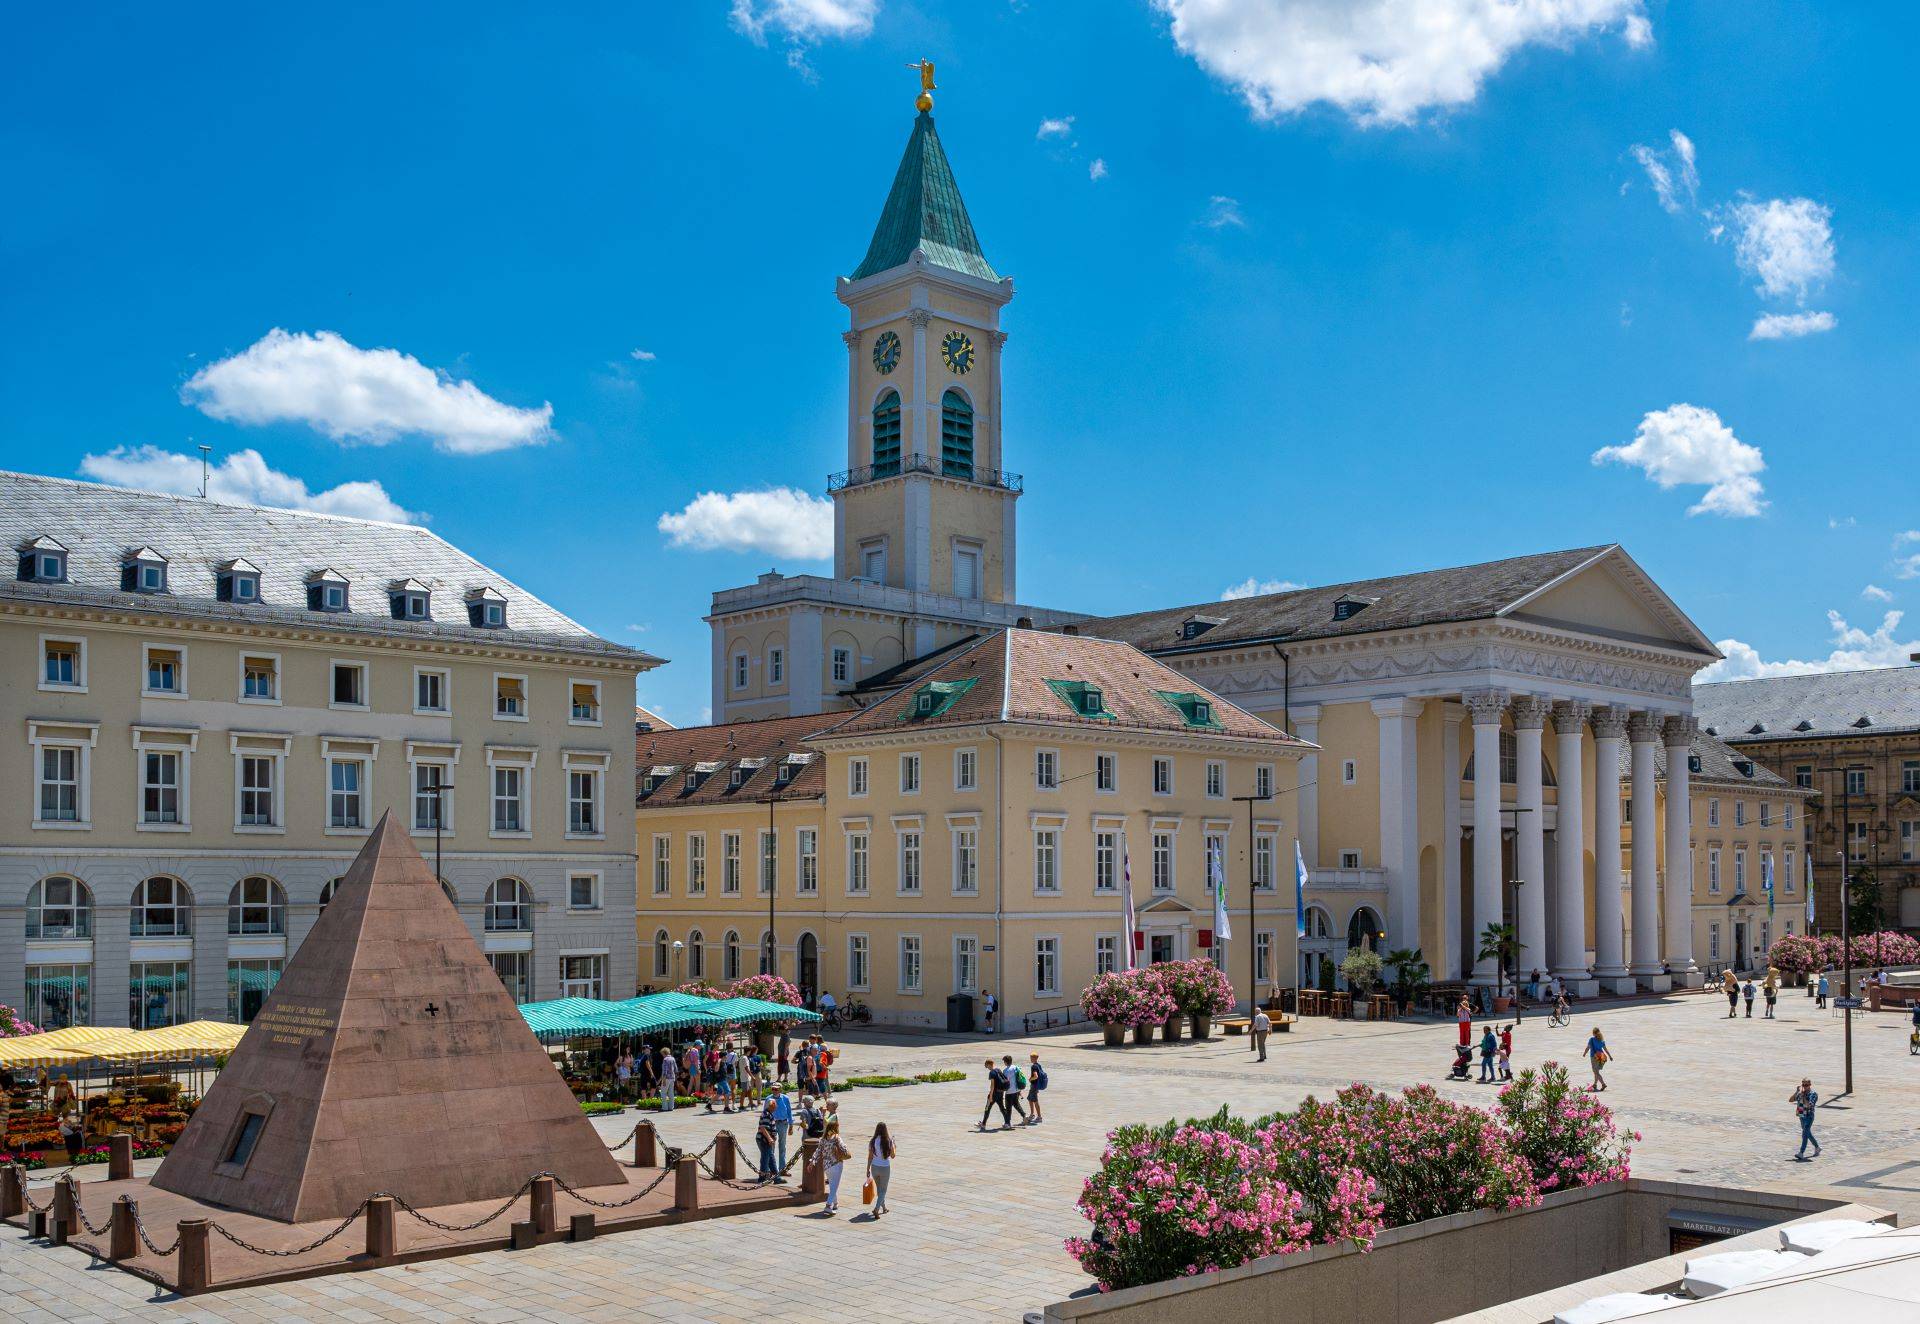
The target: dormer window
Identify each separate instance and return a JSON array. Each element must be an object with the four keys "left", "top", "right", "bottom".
[
  {"left": 1331, "top": 593, "right": 1378, "bottom": 623},
  {"left": 217, "top": 558, "right": 262, "bottom": 604},
  {"left": 1192, "top": 699, "right": 1213, "bottom": 725},
  {"left": 1181, "top": 615, "right": 1225, "bottom": 641},
  {"left": 1852, "top": 715, "right": 1873, "bottom": 729},
  {"left": 123, "top": 548, "right": 169, "bottom": 594},
  {"left": 915, "top": 692, "right": 937, "bottom": 716},
  {"left": 1747, "top": 723, "right": 1766, "bottom": 735},
  {"left": 729, "top": 768, "right": 747, "bottom": 789},
  {"left": 17, "top": 536, "right": 67, "bottom": 584},
  {"left": 307, "top": 569, "right": 350, "bottom": 613},
  {"left": 389, "top": 579, "right": 432, "bottom": 621},
  {"left": 1688, "top": 754, "right": 1704, "bottom": 774},
  {"left": 1735, "top": 759, "right": 1755, "bottom": 778},
  {"left": 1045, "top": 678, "right": 1114, "bottom": 720},
  {"left": 466, "top": 586, "right": 507, "bottom": 629},
  {"left": 901, "top": 678, "right": 977, "bottom": 722},
  {"left": 1156, "top": 689, "right": 1223, "bottom": 729}
]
